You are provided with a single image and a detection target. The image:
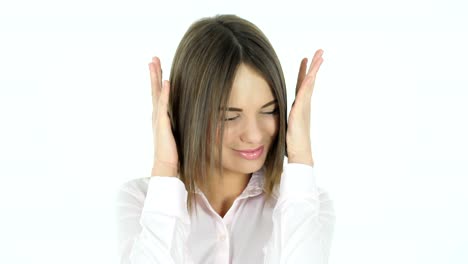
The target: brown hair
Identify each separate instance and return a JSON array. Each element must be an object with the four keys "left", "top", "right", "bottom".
[{"left": 168, "top": 14, "right": 288, "bottom": 214}]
